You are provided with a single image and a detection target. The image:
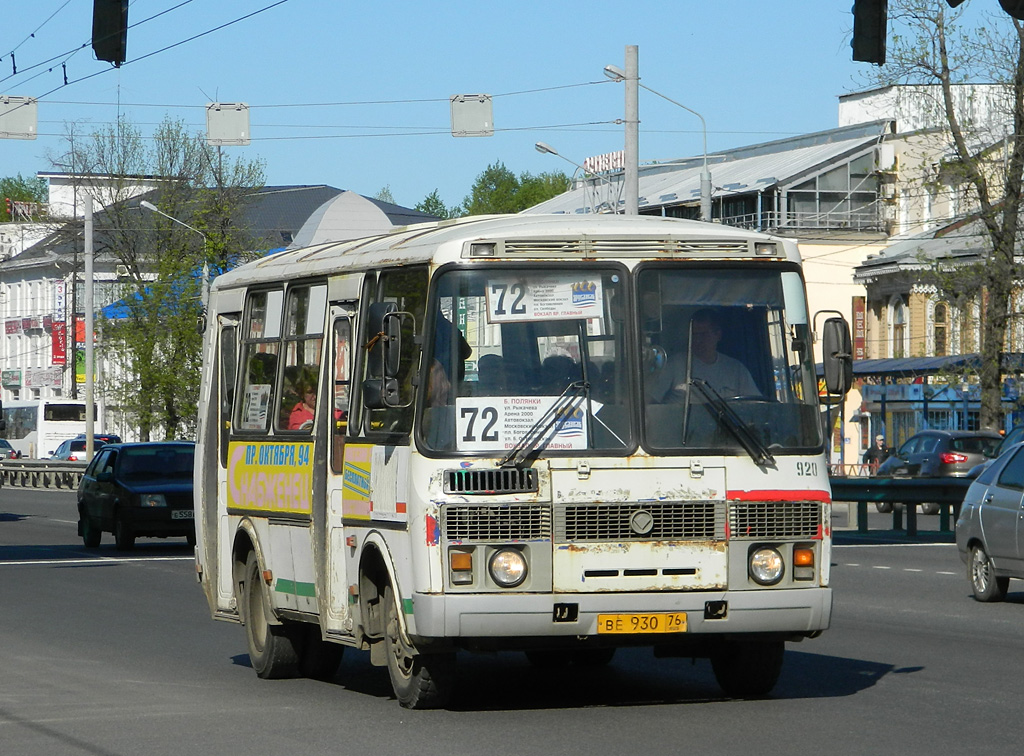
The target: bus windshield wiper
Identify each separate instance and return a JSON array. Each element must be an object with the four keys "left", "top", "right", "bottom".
[
  {"left": 689, "top": 379, "right": 775, "bottom": 467},
  {"left": 499, "top": 381, "right": 587, "bottom": 469}
]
